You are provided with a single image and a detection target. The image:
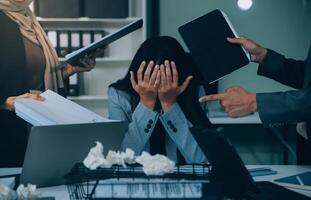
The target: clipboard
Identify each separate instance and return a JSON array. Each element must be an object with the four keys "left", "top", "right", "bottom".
[{"left": 65, "top": 19, "right": 143, "bottom": 66}]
